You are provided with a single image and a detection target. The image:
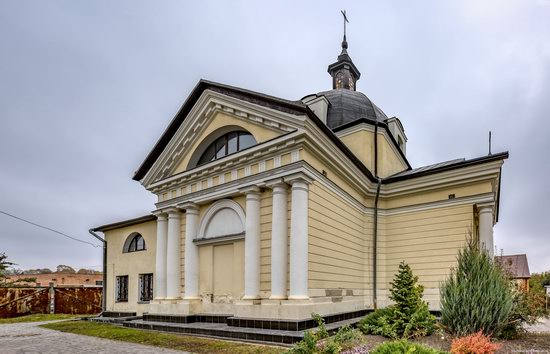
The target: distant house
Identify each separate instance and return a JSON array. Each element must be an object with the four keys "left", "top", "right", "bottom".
[
  {"left": 6, "top": 273, "right": 103, "bottom": 287},
  {"left": 495, "top": 254, "right": 531, "bottom": 292}
]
